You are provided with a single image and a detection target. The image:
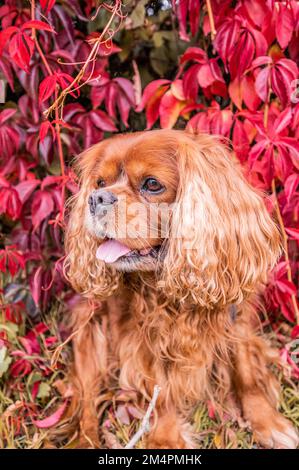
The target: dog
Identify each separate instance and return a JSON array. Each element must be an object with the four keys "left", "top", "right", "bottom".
[{"left": 63, "top": 129, "right": 298, "bottom": 449}]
